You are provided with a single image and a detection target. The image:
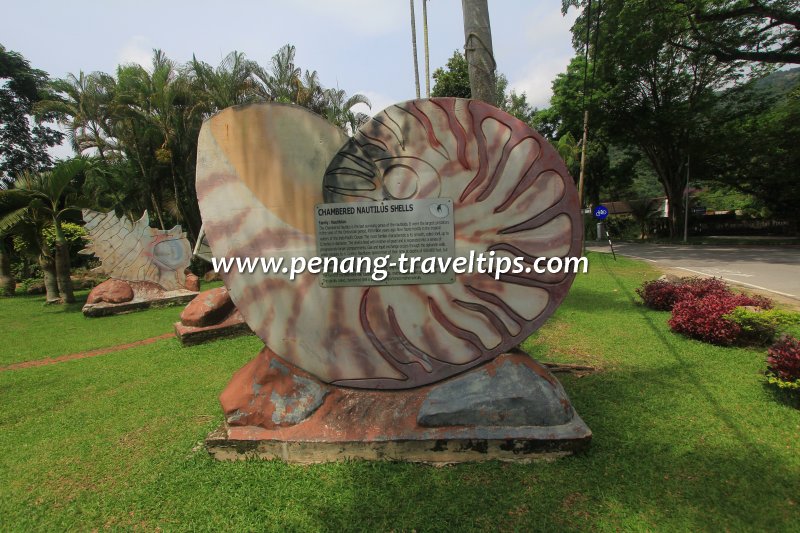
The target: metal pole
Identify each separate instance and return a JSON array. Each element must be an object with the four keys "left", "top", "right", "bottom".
[
  {"left": 683, "top": 155, "right": 690, "bottom": 243},
  {"left": 410, "top": 0, "right": 421, "bottom": 98},
  {"left": 423, "top": 0, "right": 431, "bottom": 97}
]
